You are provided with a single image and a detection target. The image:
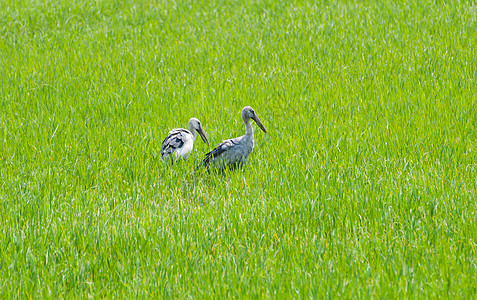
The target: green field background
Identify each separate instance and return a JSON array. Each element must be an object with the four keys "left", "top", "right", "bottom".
[{"left": 1, "top": 0, "right": 476, "bottom": 297}]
